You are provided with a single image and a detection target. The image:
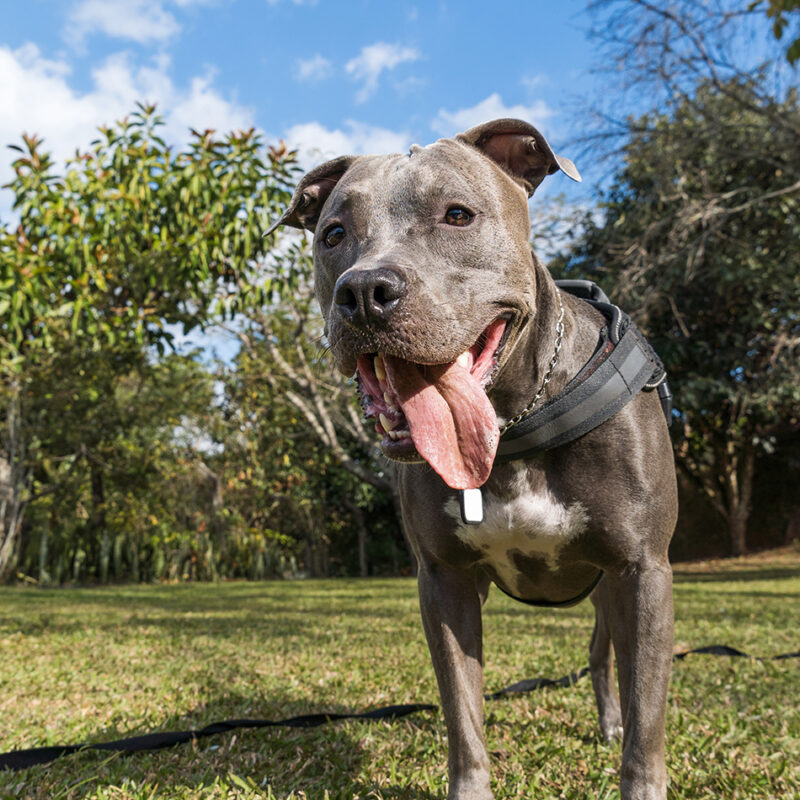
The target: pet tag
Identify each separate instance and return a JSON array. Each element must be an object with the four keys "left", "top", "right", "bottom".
[{"left": 459, "top": 488, "right": 484, "bottom": 525}]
